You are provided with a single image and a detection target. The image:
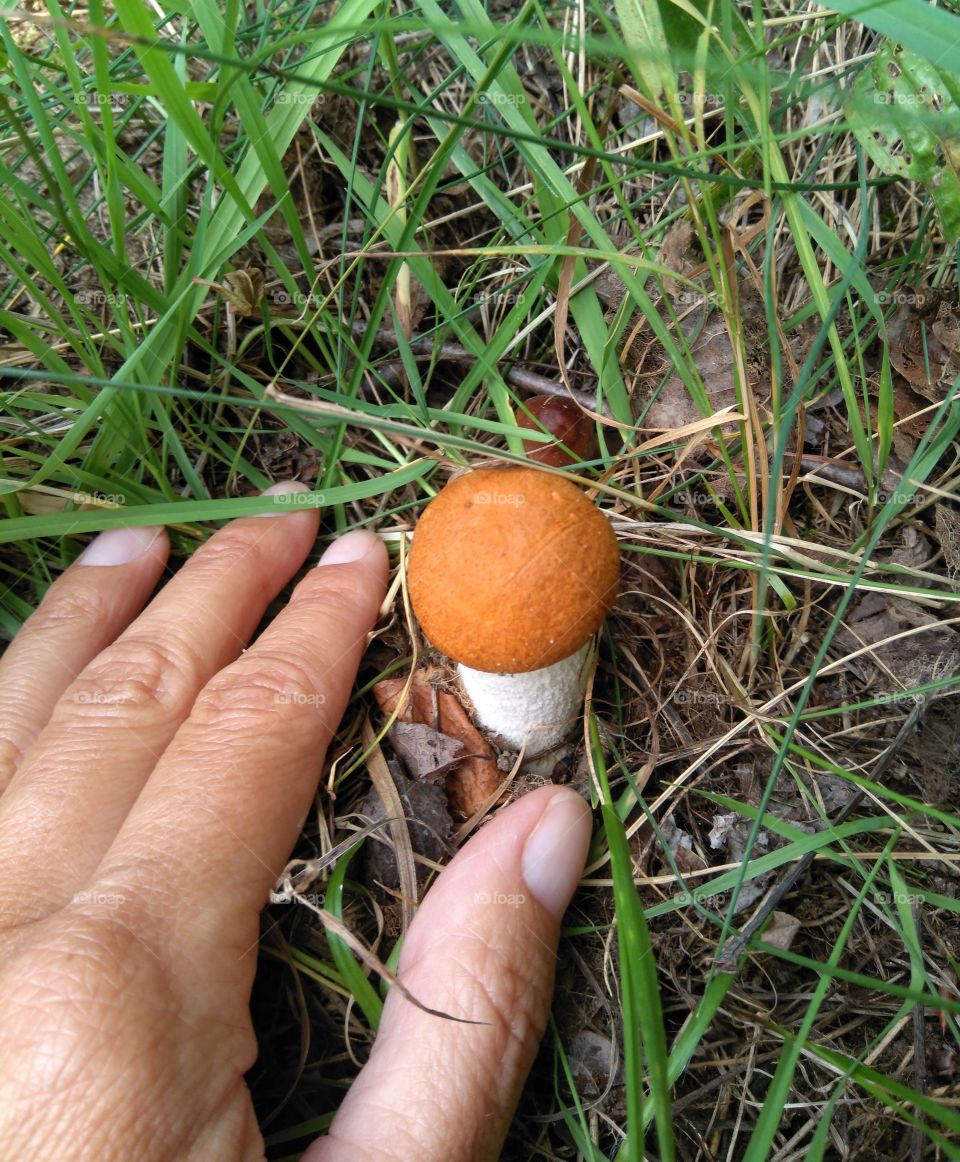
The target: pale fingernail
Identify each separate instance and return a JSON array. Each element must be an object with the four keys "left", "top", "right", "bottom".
[
  {"left": 253, "top": 479, "right": 313, "bottom": 516},
  {"left": 521, "top": 789, "right": 592, "bottom": 919},
  {"left": 78, "top": 526, "right": 163, "bottom": 566},
  {"left": 317, "top": 529, "right": 380, "bottom": 567}
]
